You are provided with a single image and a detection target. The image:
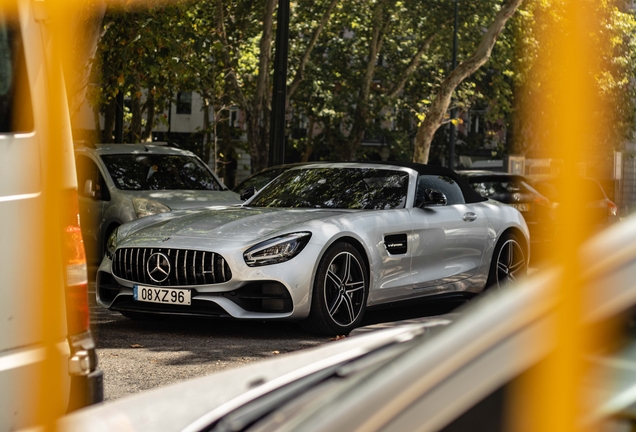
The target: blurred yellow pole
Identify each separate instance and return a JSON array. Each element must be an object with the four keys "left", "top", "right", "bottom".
[
  {"left": 32, "top": 0, "right": 84, "bottom": 429},
  {"left": 515, "top": 0, "right": 611, "bottom": 431},
  {"left": 36, "top": 2, "right": 69, "bottom": 430}
]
